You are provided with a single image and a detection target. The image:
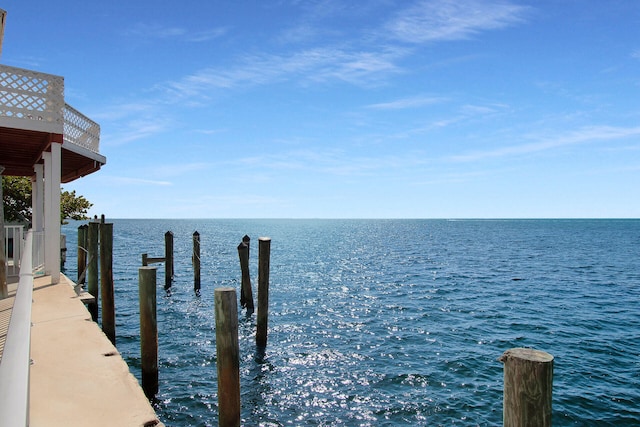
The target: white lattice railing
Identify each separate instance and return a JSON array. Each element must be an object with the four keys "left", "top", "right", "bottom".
[
  {"left": 0, "top": 64, "right": 64, "bottom": 132},
  {"left": 64, "top": 103, "right": 100, "bottom": 154},
  {"left": 0, "top": 64, "right": 100, "bottom": 154}
]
